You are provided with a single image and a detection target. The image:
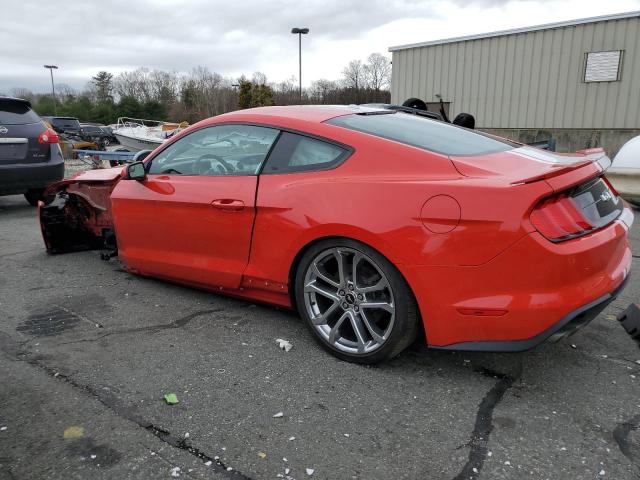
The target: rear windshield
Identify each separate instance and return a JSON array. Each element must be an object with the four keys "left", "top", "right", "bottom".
[
  {"left": 52, "top": 118, "right": 80, "bottom": 129},
  {"left": 0, "top": 100, "right": 41, "bottom": 125},
  {"left": 327, "top": 112, "right": 515, "bottom": 156}
]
